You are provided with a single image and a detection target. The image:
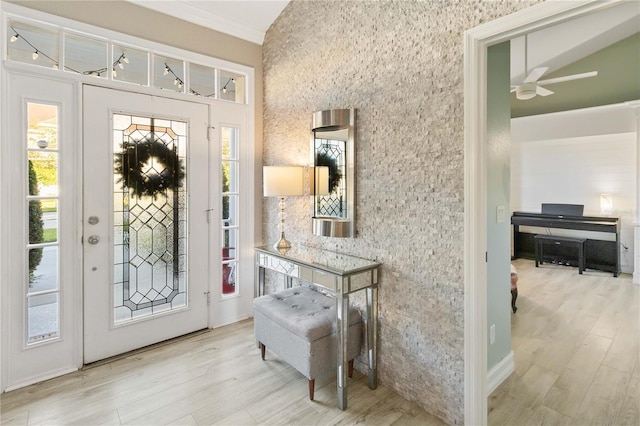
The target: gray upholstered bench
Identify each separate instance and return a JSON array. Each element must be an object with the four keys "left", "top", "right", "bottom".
[{"left": 253, "top": 285, "right": 362, "bottom": 400}]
